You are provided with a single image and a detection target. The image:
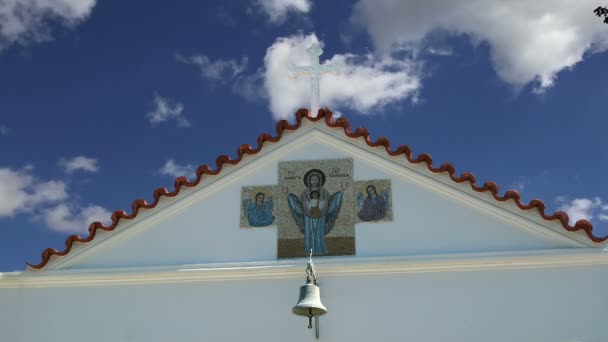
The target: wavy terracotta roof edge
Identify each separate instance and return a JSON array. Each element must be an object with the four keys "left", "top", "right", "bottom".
[{"left": 27, "top": 108, "right": 607, "bottom": 270}]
